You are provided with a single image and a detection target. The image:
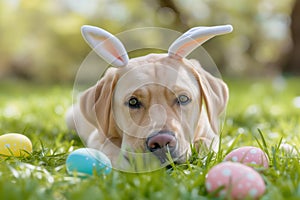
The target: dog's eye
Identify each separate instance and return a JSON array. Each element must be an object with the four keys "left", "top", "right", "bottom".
[
  {"left": 127, "top": 97, "right": 141, "bottom": 109},
  {"left": 177, "top": 95, "right": 191, "bottom": 105}
]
